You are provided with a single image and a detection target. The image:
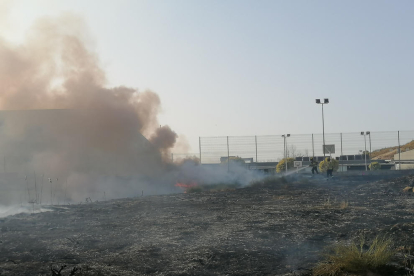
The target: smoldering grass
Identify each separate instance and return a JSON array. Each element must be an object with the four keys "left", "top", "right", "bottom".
[
  {"left": 313, "top": 235, "right": 395, "bottom": 276},
  {"left": 249, "top": 176, "right": 288, "bottom": 188},
  {"left": 187, "top": 183, "right": 241, "bottom": 193},
  {"left": 186, "top": 186, "right": 204, "bottom": 193}
]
